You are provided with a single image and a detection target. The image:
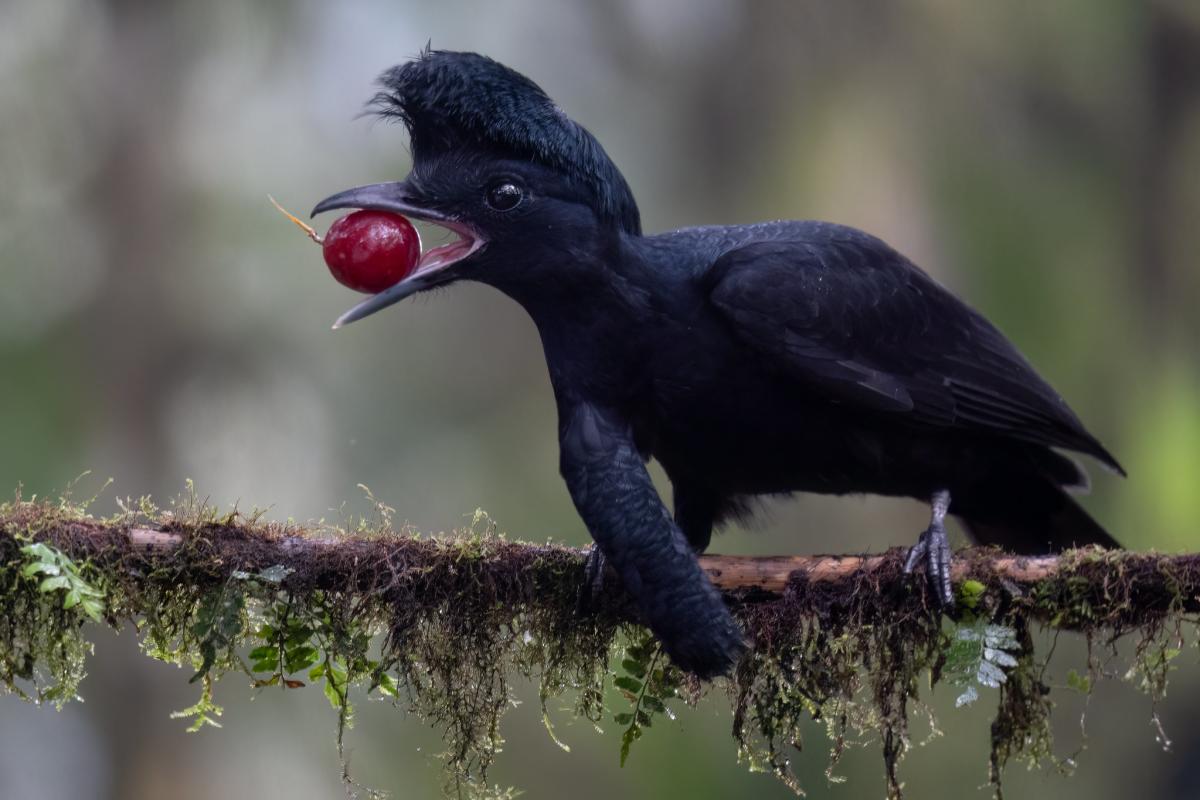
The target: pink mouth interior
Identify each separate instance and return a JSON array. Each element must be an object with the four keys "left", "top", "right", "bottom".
[{"left": 412, "top": 220, "right": 484, "bottom": 278}]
